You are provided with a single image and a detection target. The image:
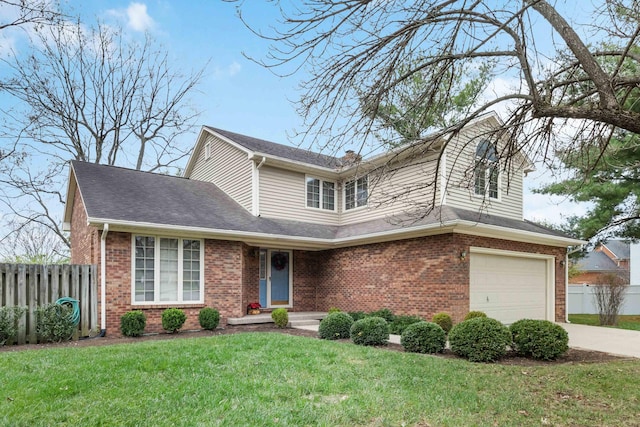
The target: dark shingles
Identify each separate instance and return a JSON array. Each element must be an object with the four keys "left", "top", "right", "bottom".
[
  {"left": 206, "top": 127, "right": 341, "bottom": 169},
  {"left": 71, "top": 161, "right": 573, "bottom": 242},
  {"left": 576, "top": 250, "right": 625, "bottom": 272},
  {"left": 603, "top": 240, "right": 630, "bottom": 259}
]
